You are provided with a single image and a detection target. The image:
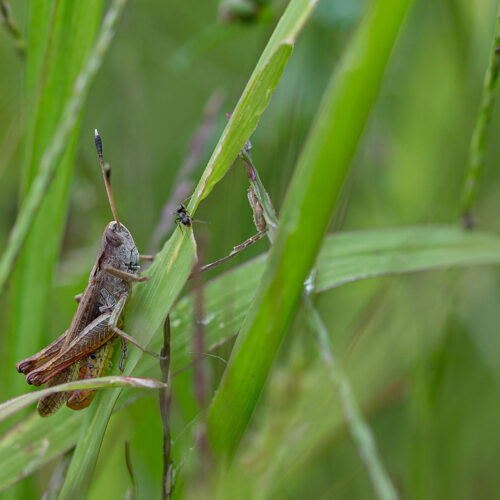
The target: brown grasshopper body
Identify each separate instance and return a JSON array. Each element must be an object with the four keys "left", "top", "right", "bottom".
[{"left": 17, "top": 221, "right": 143, "bottom": 416}]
